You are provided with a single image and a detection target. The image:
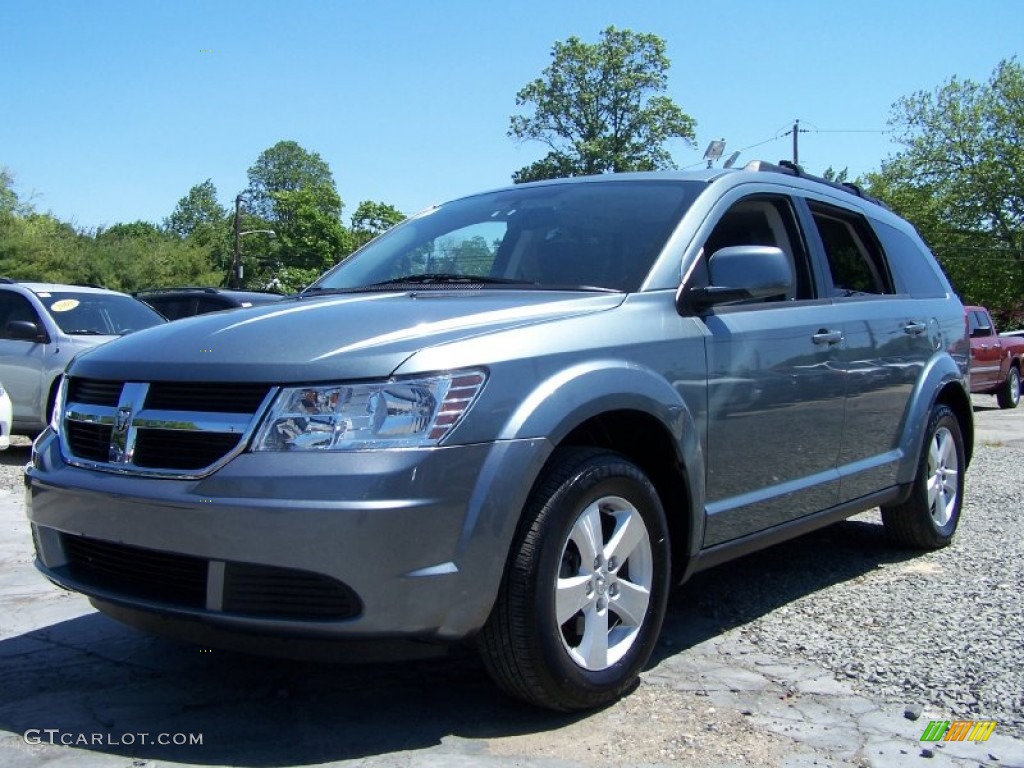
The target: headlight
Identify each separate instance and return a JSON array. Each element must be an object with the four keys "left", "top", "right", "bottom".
[
  {"left": 49, "top": 376, "right": 66, "bottom": 433},
  {"left": 252, "top": 370, "right": 486, "bottom": 451}
]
